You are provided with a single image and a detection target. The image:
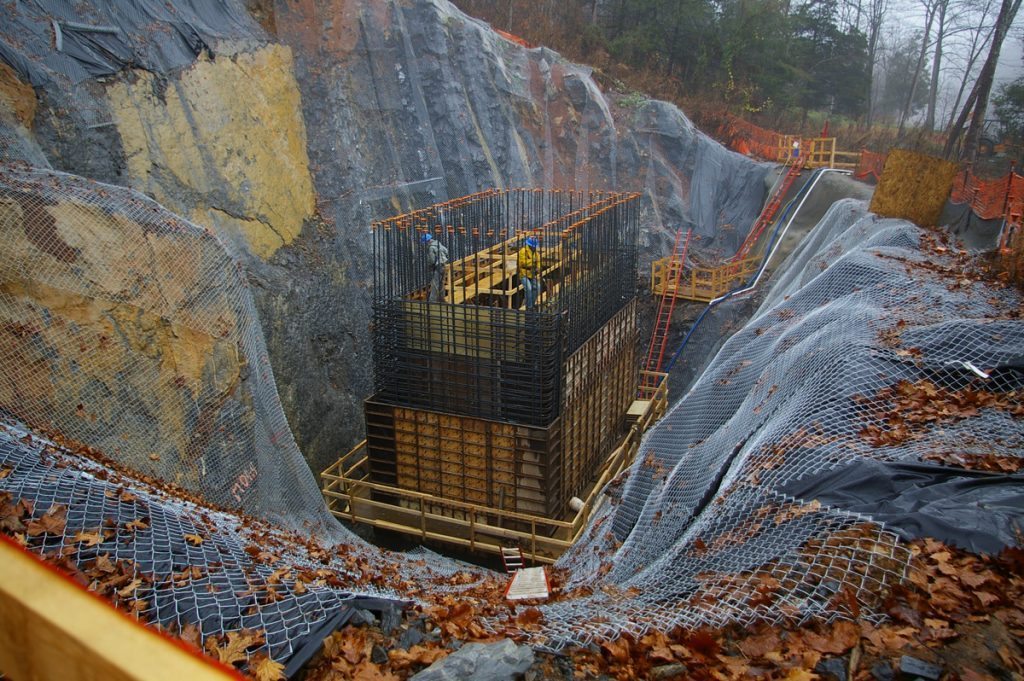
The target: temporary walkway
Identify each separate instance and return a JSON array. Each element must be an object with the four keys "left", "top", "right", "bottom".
[{"left": 651, "top": 156, "right": 804, "bottom": 303}]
